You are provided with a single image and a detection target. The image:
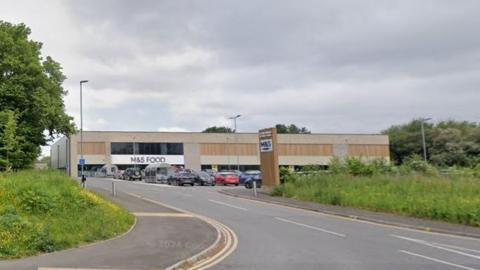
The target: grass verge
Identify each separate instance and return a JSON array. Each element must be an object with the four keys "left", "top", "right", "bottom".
[
  {"left": 273, "top": 173, "right": 480, "bottom": 226},
  {"left": 0, "top": 170, "right": 134, "bottom": 259}
]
